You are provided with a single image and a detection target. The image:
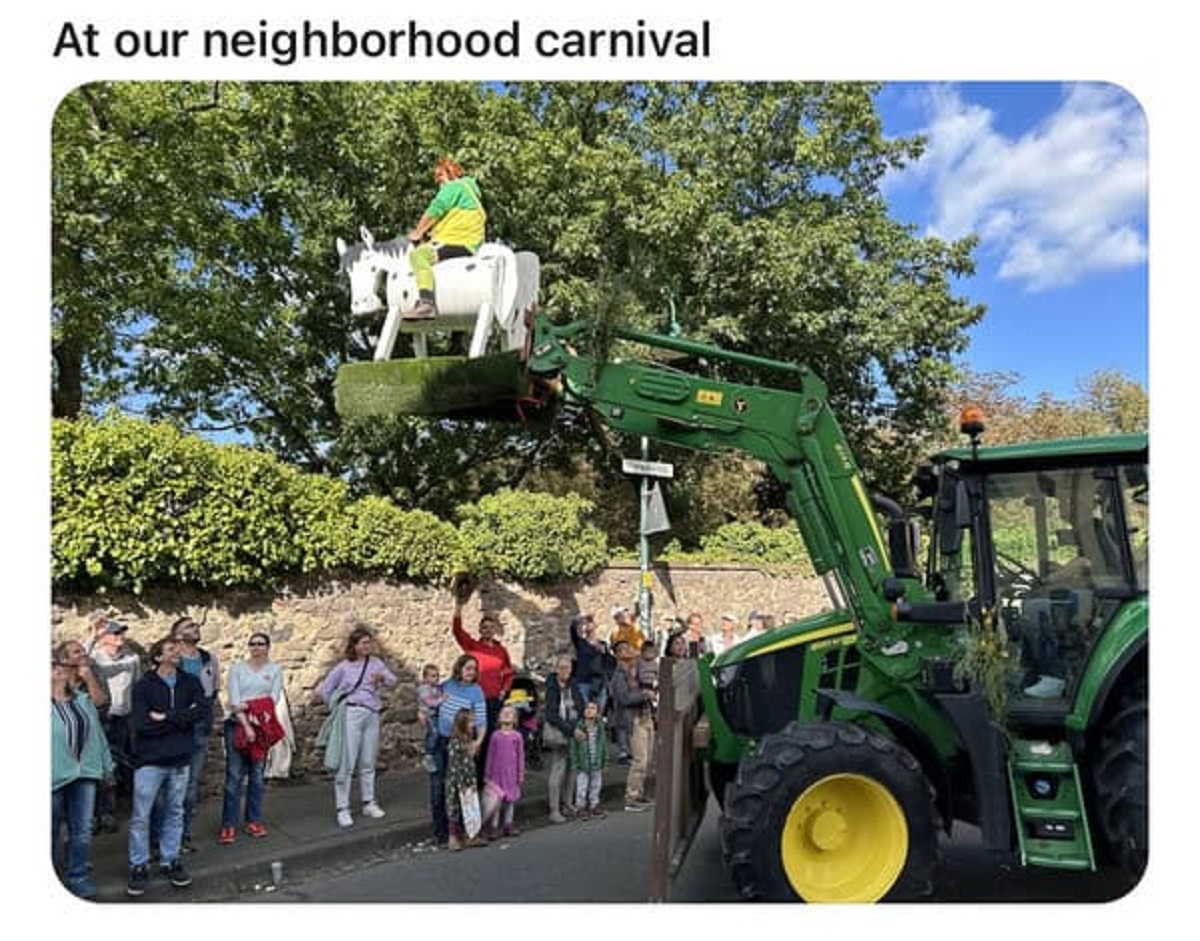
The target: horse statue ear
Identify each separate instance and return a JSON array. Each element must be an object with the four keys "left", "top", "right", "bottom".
[
  {"left": 335, "top": 236, "right": 347, "bottom": 257},
  {"left": 360, "top": 225, "right": 375, "bottom": 250}
]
